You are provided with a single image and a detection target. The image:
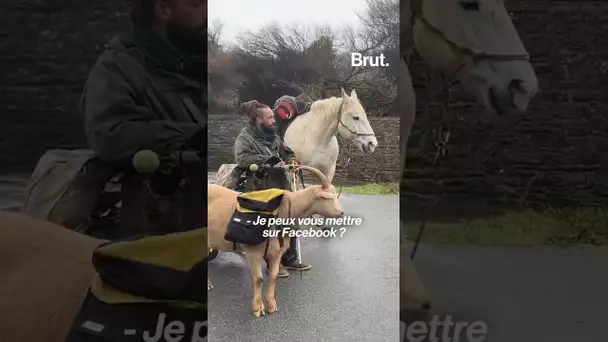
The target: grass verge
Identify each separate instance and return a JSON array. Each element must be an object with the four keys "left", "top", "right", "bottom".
[
  {"left": 339, "top": 182, "right": 399, "bottom": 195},
  {"left": 404, "top": 207, "right": 608, "bottom": 246}
]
